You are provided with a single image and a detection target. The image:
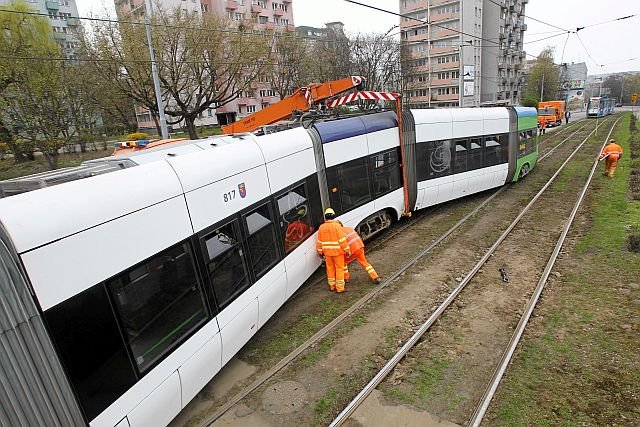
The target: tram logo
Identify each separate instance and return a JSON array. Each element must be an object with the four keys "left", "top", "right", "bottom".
[
  {"left": 238, "top": 182, "right": 247, "bottom": 198},
  {"left": 430, "top": 141, "right": 452, "bottom": 173}
]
